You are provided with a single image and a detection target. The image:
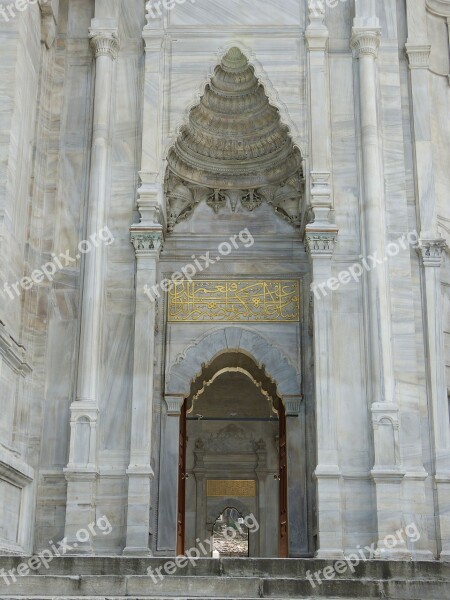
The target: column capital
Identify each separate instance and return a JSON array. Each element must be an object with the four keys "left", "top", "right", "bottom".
[
  {"left": 89, "top": 28, "right": 120, "bottom": 60},
  {"left": 283, "top": 395, "right": 303, "bottom": 416},
  {"left": 130, "top": 229, "right": 164, "bottom": 258},
  {"left": 406, "top": 44, "right": 431, "bottom": 69},
  {"left": 304, "top": 230, "right": 338, "bottom": 258},
  {"left": 165, "top": 395, "right": 185, "bottom": 415},
  {"left": 351, "top": 27, "right": 381, "bottom": 58},
  {"left": 417, "top": 238, "right": 448, "bottom": 267}
]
